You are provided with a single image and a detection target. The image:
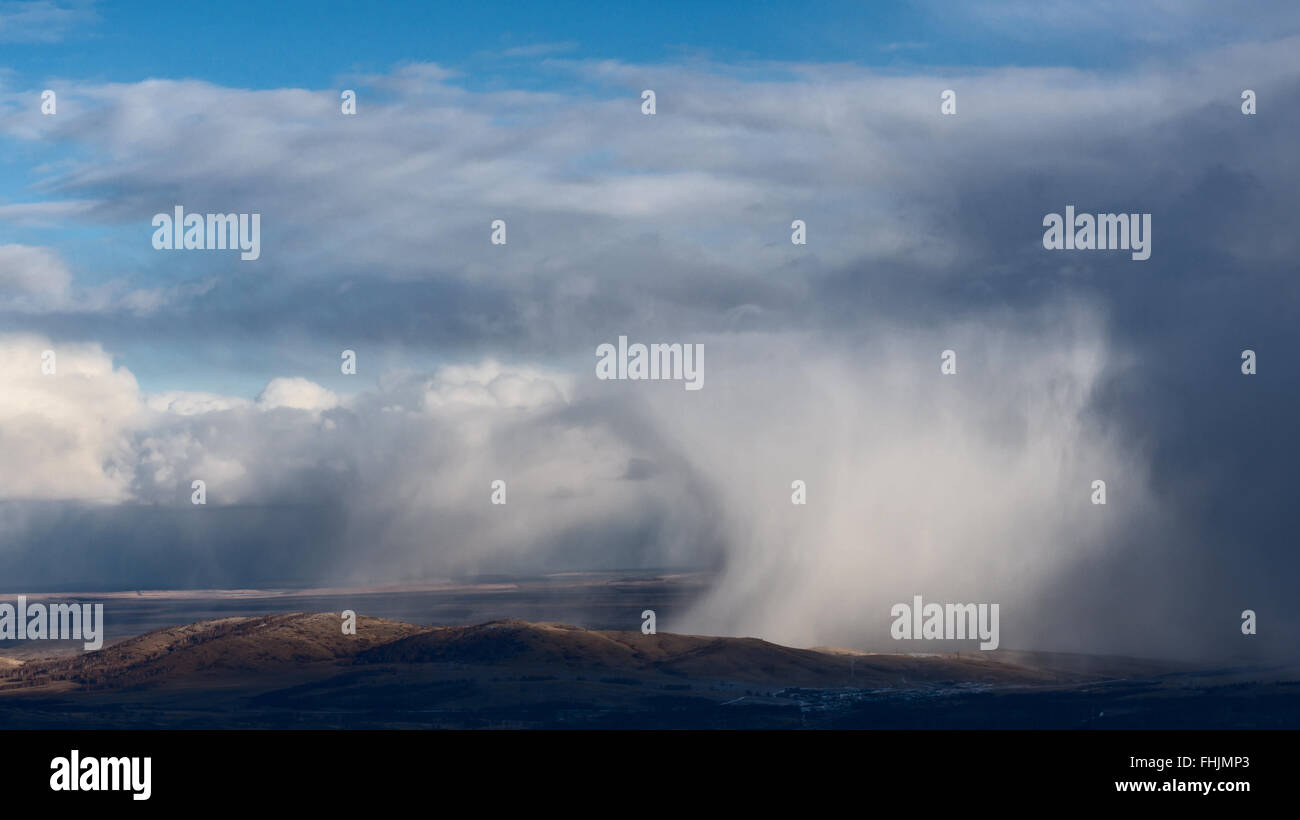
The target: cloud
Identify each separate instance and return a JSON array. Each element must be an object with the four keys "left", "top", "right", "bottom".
[
  {"left": 497, "top": 41, "right": 579, "bottom": 58},
  {"left": 0, "top": 244, "right": 72, "bottom": 310},
  {"left": 0, "top": 200, "right": 97, "bottom": 227},
  {"left": 0, "top": 0, "right": 95, "bottom": 43},
  {"left": 144, "top": 391, "right": 251, "bottom": 415},
  {"left": 665, "top": 309, "right": 1166, "bottom": 655},
  {"left": 256, "top": 377, "right": 340, "bottom": 412},
  {"left": 918, "top": 0, "right": 1300, "bottom": 47},
  {"left": 4, "top": 40, "right": 1297, "bottom": 352},
  {"left": 0, "top": 344, "right": 715, "bottom": 590},
  {"left": 0, "top": 333, "right": 138, "bottom": 501},
  {"left": 0, "top": 243, "right": 208, "bottom": 316},
  {"left": 0, "top": 33, "right": 1296, "bottom": 658}
]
